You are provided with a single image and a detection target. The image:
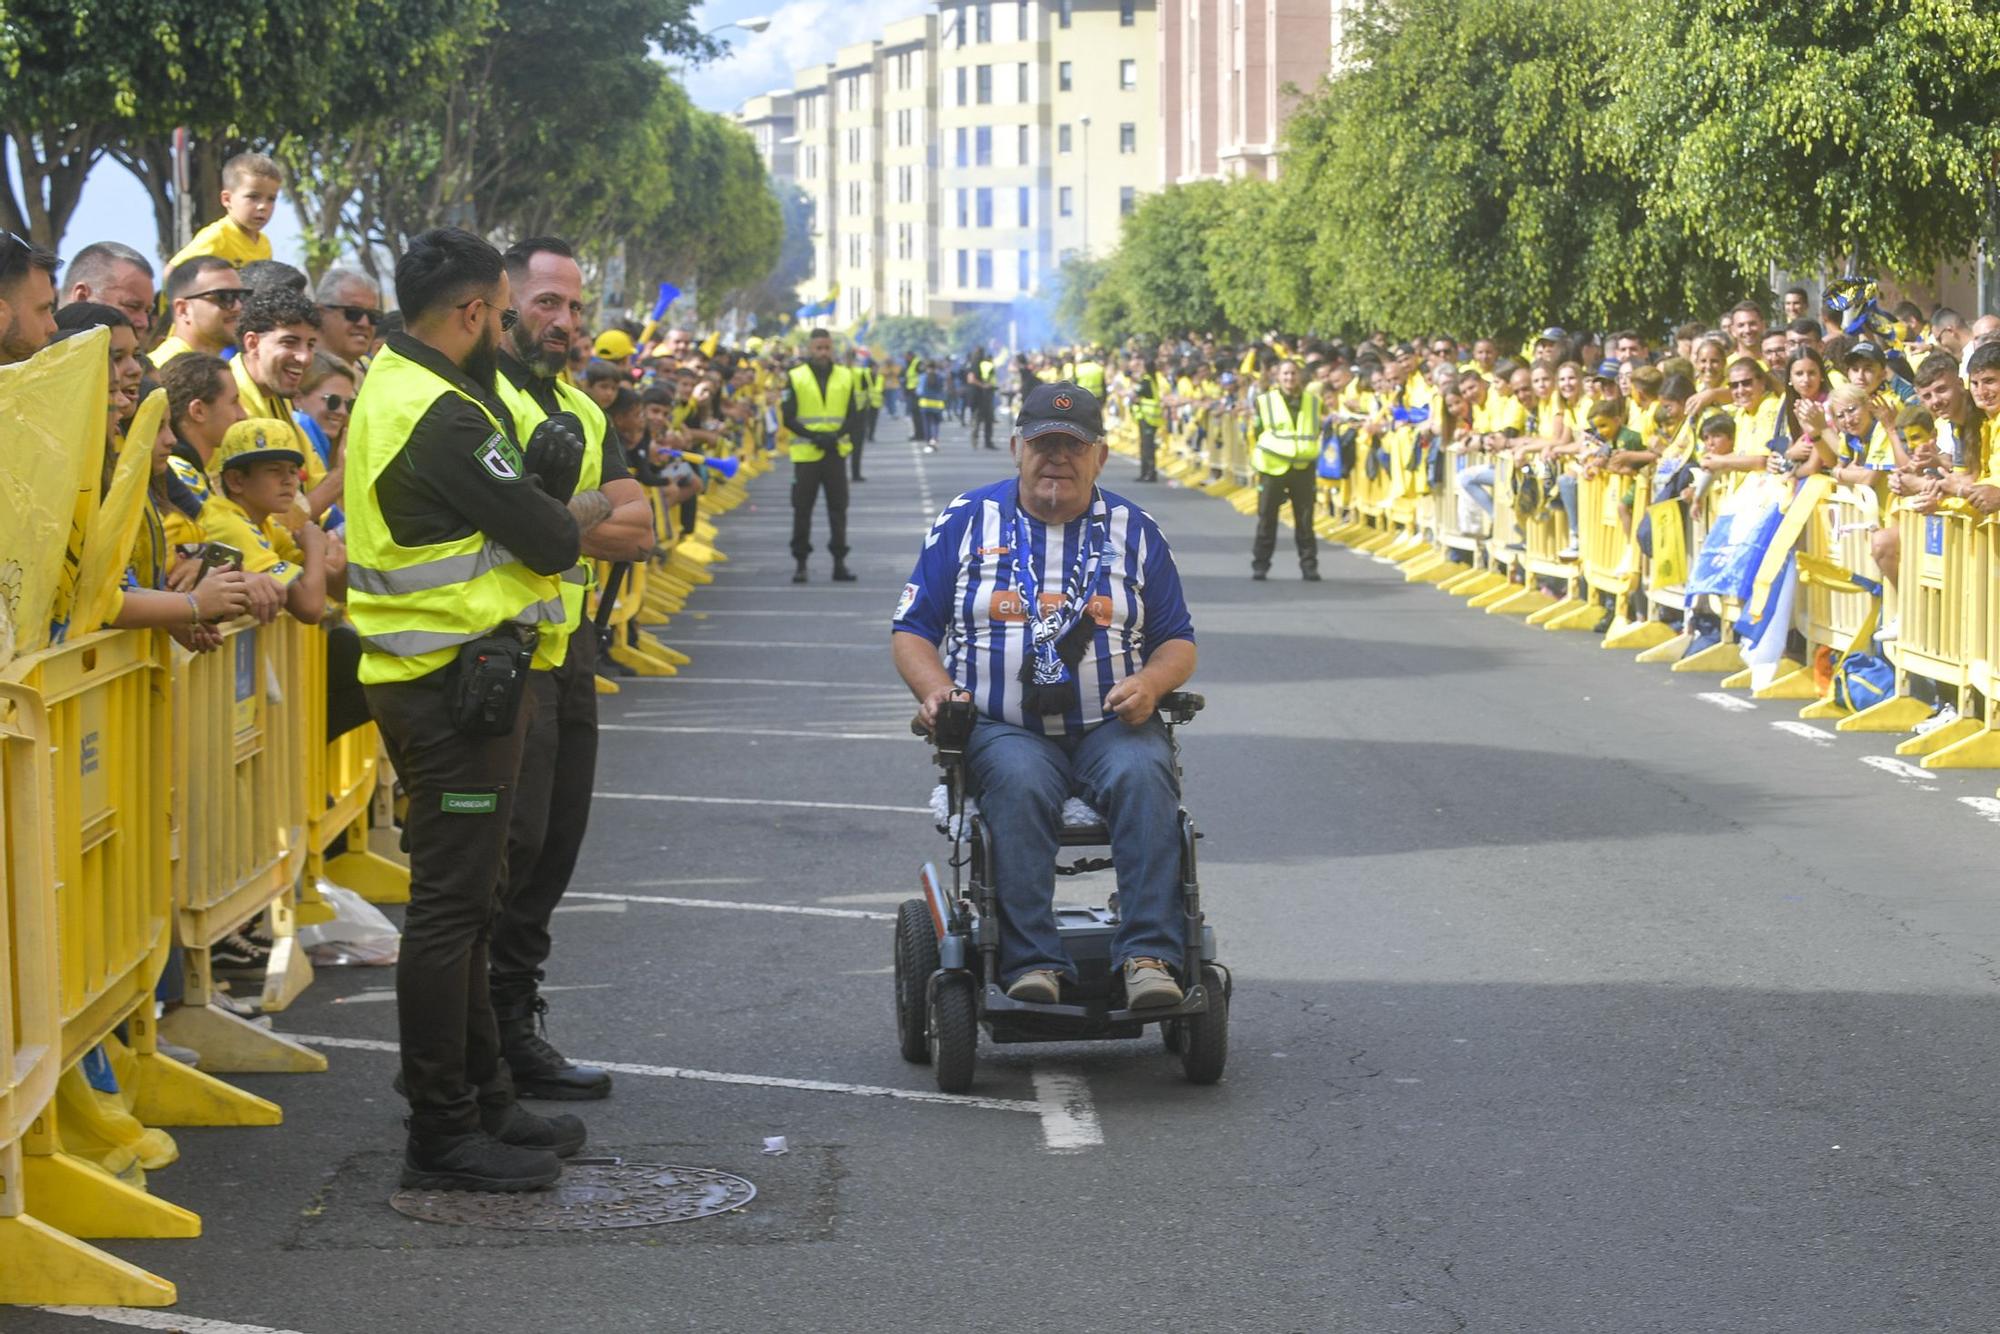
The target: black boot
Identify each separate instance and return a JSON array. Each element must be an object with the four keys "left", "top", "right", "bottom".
[
  {"left": 482, "top": 1101, "right": 587, "bottom": 1157},
  {"left": 792, "top": 560, "right": 808, "bottom": 584},
  {"left": 831, "top": 560, "right": 857, "bottom": 583},
  {"left": 498, "top": 998, "right": 613, "bottom": 1101},
  {"left": 401, "top": 1127, "right": 562, "bottom": 1192}
]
